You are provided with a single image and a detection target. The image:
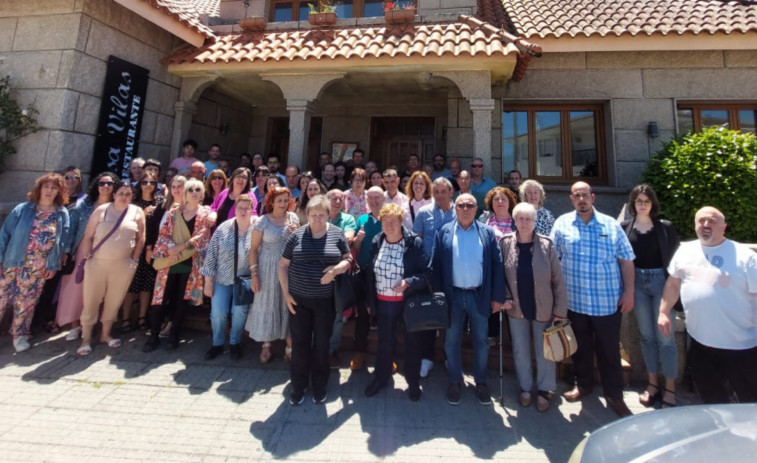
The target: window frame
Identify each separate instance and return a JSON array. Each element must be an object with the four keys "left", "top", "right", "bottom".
[
  {"left": 502, "top": 104, "right": 607, "bottom": 185},
  {"left": 676, "top": 102, "right": 757, "bottom": 133},
  {"left": 269, "top": 0, "right": 380, "bottom": 21}
]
